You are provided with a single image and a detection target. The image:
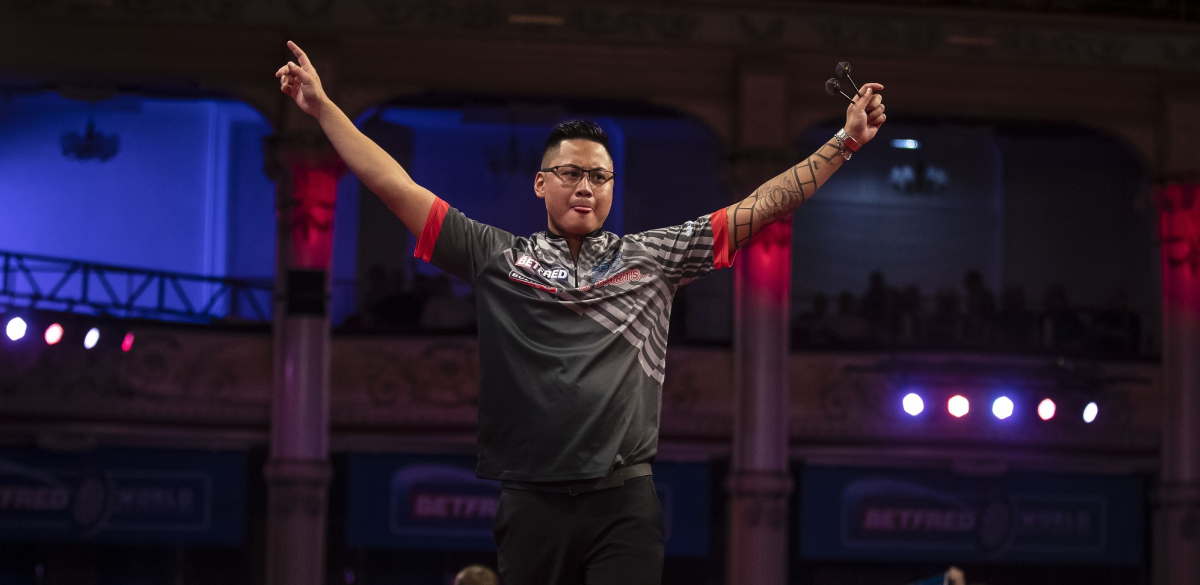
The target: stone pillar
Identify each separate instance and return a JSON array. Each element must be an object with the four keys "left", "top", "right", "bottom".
[
  {"left": 263, "top": 132, "right": 344, "bottom": 585},
  {"left": 1156, "top": 182, "right": 1200, "bottom": 585},
  {"left": 1154, "top": 95, "right": 1200, "bottom": 585},
  {"left": 728, "top": 63, "right": 794, "bottom": 585}
]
